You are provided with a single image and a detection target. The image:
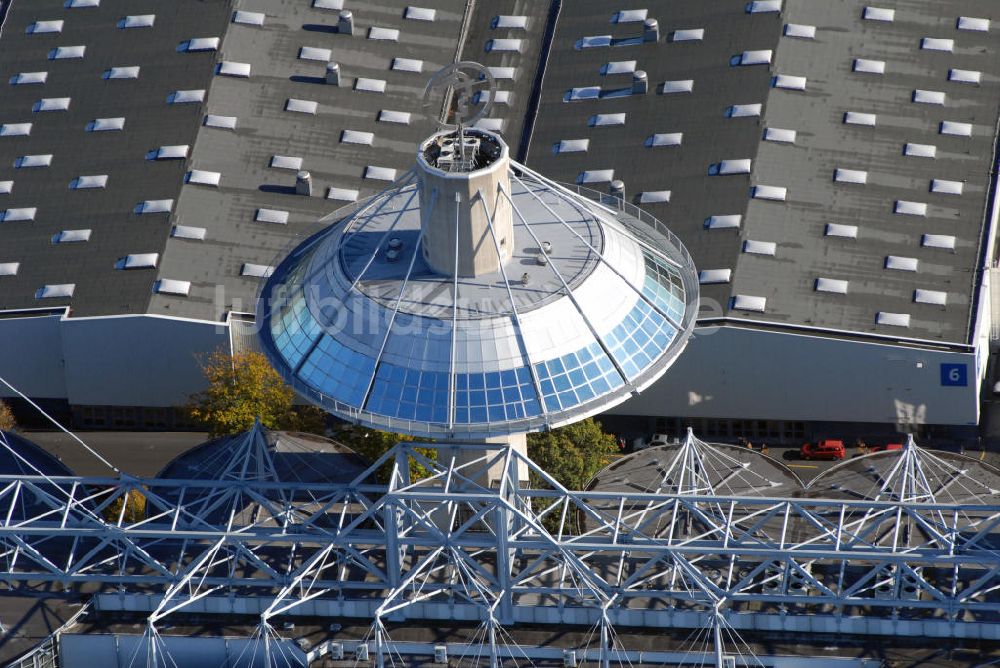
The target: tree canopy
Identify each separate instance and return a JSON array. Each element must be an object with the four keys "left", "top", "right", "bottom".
[
  {"left": 333, "top": 424, "right": 437, "bottom": 482},
  {"left": 188, "top": 350, "right": 325, "bottom": 437},
  {"left": 0, "top": 401, "right": 14, "bottom": 432},
  {"left": 527, "top": 418, "right": 619, "bottom": 491}
]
